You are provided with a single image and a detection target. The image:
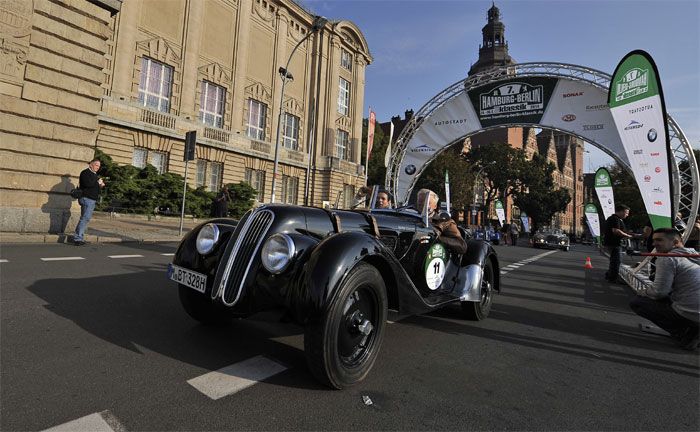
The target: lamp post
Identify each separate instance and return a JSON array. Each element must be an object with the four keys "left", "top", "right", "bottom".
[{"left": 270, "top": 15, "right": 327, "bottom": 204}]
